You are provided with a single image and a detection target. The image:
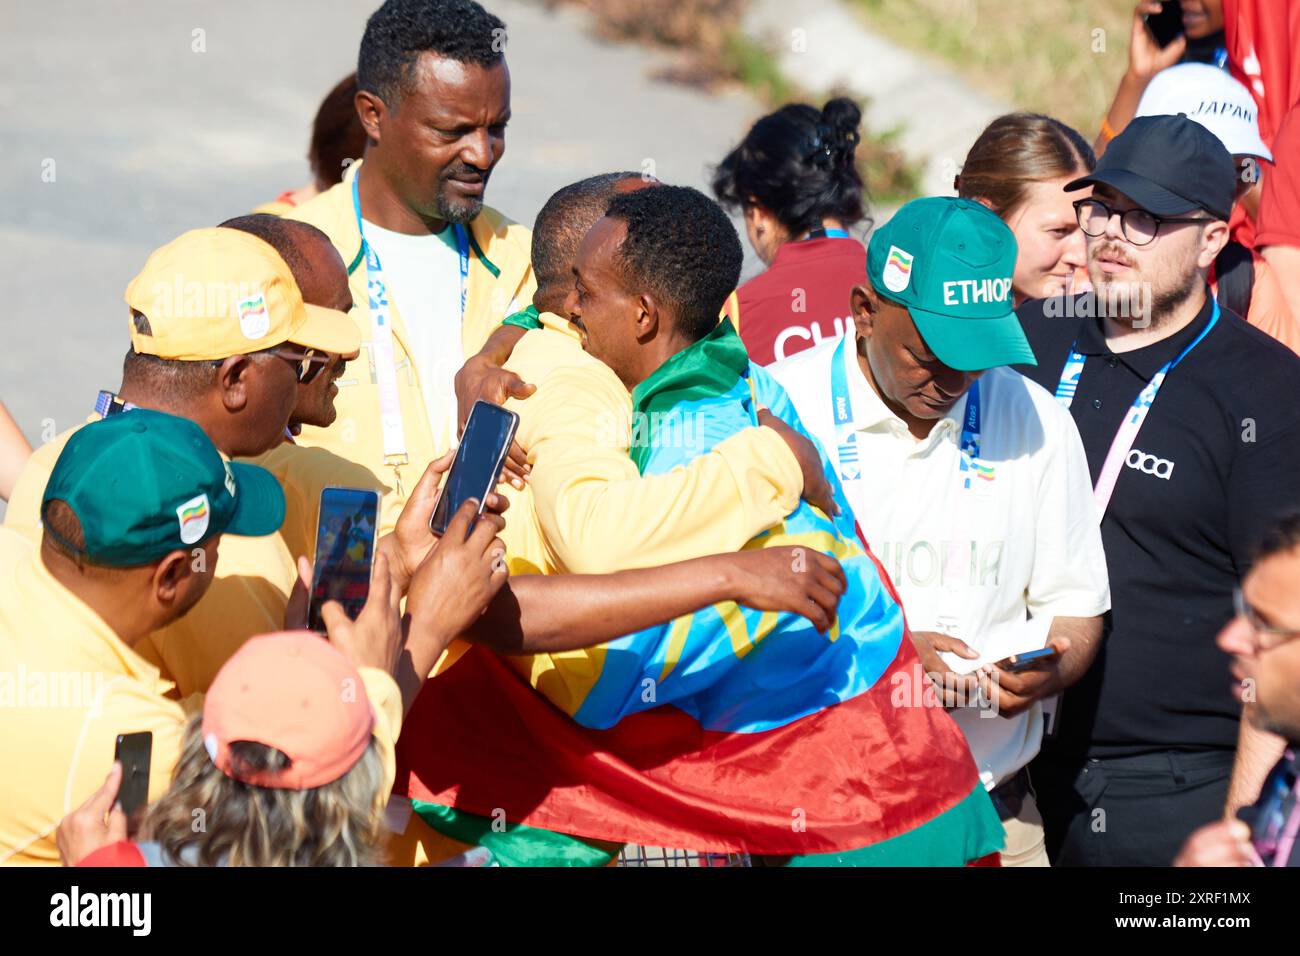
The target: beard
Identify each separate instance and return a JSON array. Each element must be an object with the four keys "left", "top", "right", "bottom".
[
  {"left": 1088, "top": 240, "right": 1199, "bottom": 327},
  {"left": 434, "top": 162, "right": 490, "bottom": 224},
  {"left": 1150, "top": 267, "right": 1201, "bottom": 319},
  {"left": 1254, "top": 706, "right": 1300, "bottom": 741}
]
